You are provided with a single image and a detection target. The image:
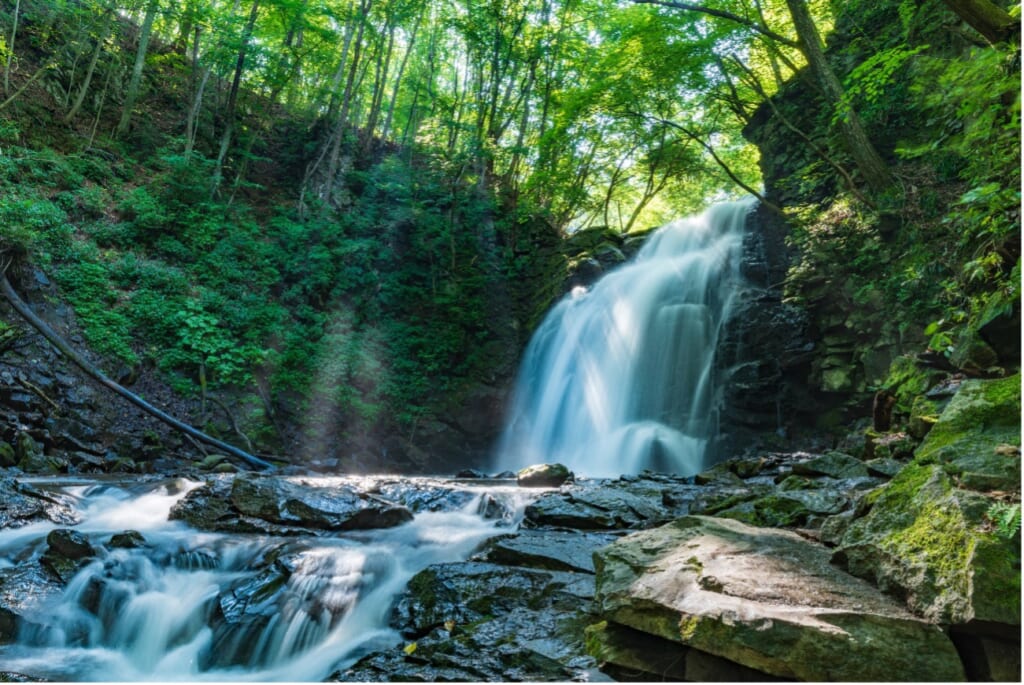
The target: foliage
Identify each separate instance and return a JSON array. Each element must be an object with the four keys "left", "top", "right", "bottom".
[{"left": 987, "top": 502, "right": 1021, "bottom": 540}]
